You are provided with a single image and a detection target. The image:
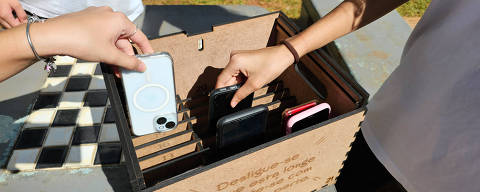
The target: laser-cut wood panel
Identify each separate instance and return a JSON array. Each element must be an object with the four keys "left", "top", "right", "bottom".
[{"left": 153, "top": 111, "right": 364, "bottom": 192}]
